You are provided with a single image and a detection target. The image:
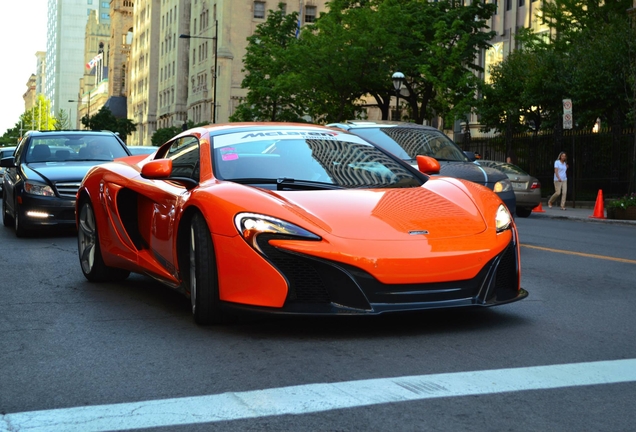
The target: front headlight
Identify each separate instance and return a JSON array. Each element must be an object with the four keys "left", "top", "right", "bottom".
[
  {"left": 24, "top": 181, "right": 55, "bottom": 197},
  {"left": 234, "top": 213, "right": 321, "bottom": 253},
  {"left": 493, "top": 178, "right": 512, "bottom": 193},
  {"left": 495, "top": 204, "right": 512, "bottom": 233}
]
